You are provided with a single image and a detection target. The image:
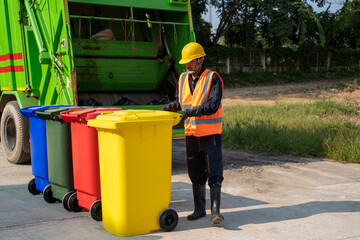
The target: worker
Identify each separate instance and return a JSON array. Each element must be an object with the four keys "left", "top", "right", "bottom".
[{"left": 162, "top": 42, "right": 224, "bottom": 225}]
